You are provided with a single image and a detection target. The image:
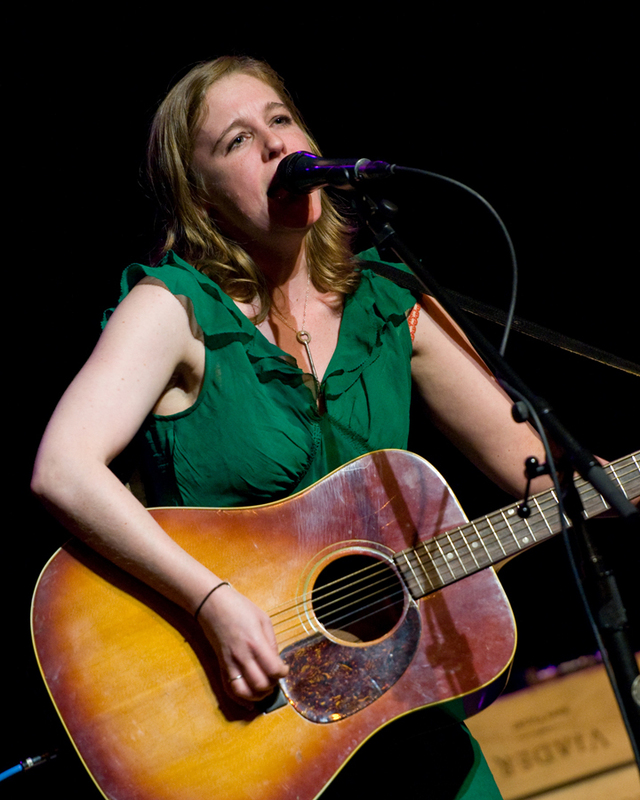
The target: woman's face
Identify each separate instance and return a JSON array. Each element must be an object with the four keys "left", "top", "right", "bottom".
[{"left": 191, "top": 72, "right": 322, "bottom": 252}]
